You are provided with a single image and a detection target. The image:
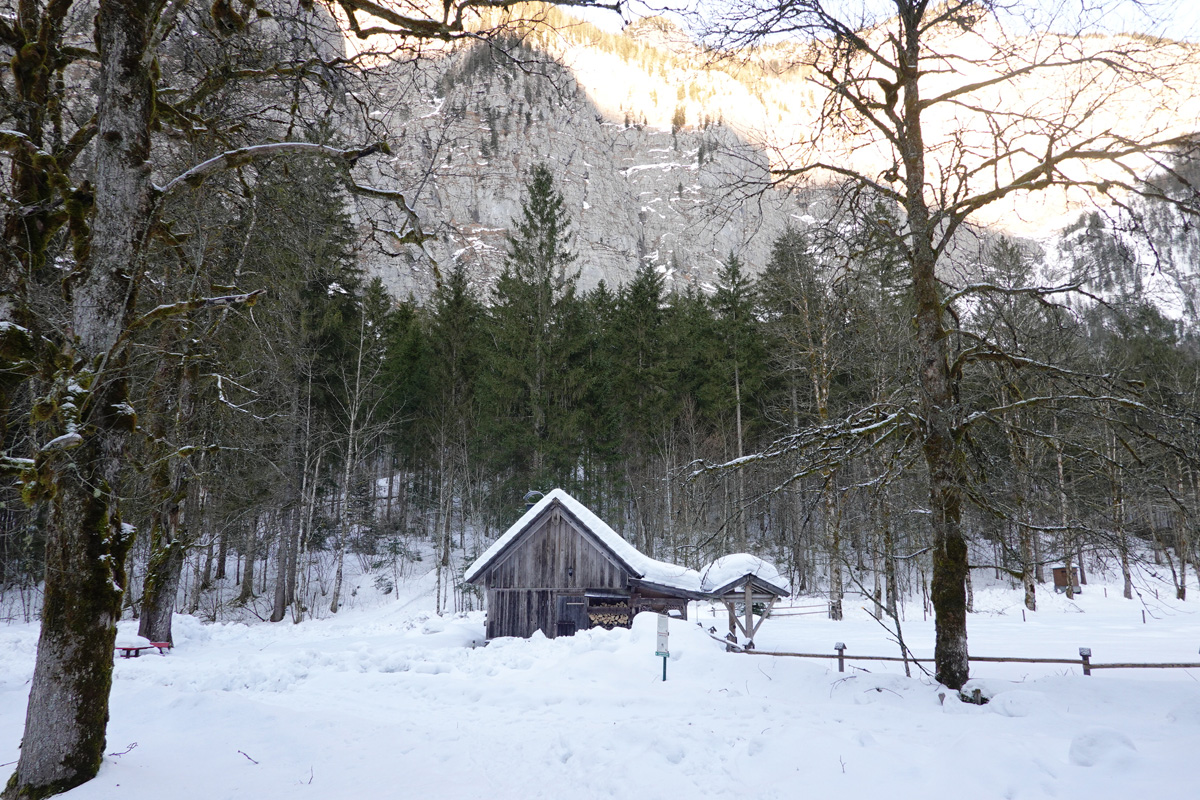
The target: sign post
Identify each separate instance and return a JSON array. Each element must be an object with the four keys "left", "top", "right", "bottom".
[{"left": 655, "top": 614, "right": 669, "bottom": 681}]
